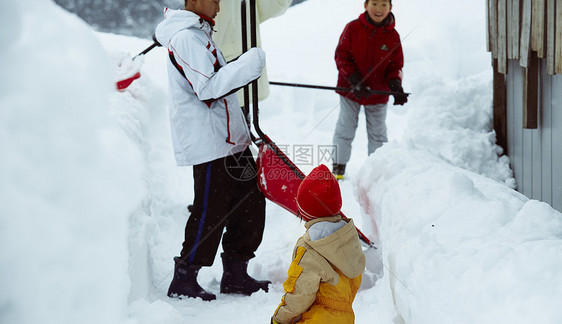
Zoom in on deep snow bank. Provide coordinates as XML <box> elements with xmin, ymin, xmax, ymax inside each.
<box><xmin>357</xmin><ymin>144</ymin><xmax>562</xmax><ymax>324</ymax></box>
<box><xmin>403</xmin><ymin>72</ymin><xmax>515</xmax><ymax>188</ymax></box>
<box><xmin>0</xmin><ymin>1</ymin><xmax>143</xmax><ymax>323</ymax></box>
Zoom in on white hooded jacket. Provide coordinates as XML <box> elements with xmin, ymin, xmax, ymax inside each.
<box><xmin>155</xmin><ymin>9</ymin><xmax>265</xmax><ymax>166</ymax></box>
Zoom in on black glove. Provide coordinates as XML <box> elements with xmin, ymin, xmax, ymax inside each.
<box><xmin>388</xmin><ymin>78</ymin><xmax>408</xmax><ymax>105</ymax></box>
<box><xmin>348</xmin><ymin>73</ymin><xmax>370</xmax><ymax>99</ymax></box>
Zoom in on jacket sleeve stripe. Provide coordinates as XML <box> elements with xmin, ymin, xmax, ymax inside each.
<box><xmin>170</xmin><ymin>44</ymin><xmax>211</xmax><ymax>80</ymax></box>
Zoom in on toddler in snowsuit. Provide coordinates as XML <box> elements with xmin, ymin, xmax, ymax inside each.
<box><xmin>332</xmin><ymin>0</ymin><xmax>407</xmax><ymax>180</ymax></box>
<box><xmin>272</xmin><ymin>164</ymin><xmax>366</xmax><ymax>324</ymax></box>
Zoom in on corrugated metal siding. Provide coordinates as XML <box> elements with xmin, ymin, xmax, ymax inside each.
<box><xmin>506</xmin><ymin>59</ymin><xmax>562</xmax><ymax>212</ymax></box>
<box><xmin>507</xmin><ymin>60</ymin><xmax>523</xmax><ymax>191</ymax></box>
<box><xmin>542</xmin><ymin>63</ymin><xmax>554</xmax><ymax>205</ymax></box>
<box><xmin>552</xmin><ymin>73</ymin><xmax>562</xmax><ymax>211</ymax></box>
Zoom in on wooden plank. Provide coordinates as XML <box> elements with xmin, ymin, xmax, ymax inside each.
<box><xmin>511</xmin><ymin>0</ymin><xmax>521</xmax><ymax>60</ymax></box>
<box><xmin>520</xmin><ymin>0</ymin><xmax>533</xmax><ymax>67</ymax></box>
<box><xmin>487</xmin><ymin>0</ymin><xmax>492</xmax><ymax>52</ymax></box>
<box><xmin>499</xmin><ymin>0</ymin><xmax>509</xmax><ymax>73</ymax></box>
<box><xmin>531</xmin><ymin>0</ymin><xmax>546</xmax><ymax>57</ymax></box>
<box><xmin>493</xmin><ymin>59</ymin><xmax>509</xmax><ymax>154</ymax></box>
<box><xmin>491</xmin><ymin>0</ymin><xmax>499</xmax><ymax>58</ymax></box>
<box><xmin>508</xmin><ymin>0</ymin><xmax>514</xmax><ymax>58</ymax></box>
<box><xmin>556</xmin><ymin>0</ymin><xmax>562</xmax><ymax>74</ymax></box>
<box><xmin>547</xmin><ymin>0</ymin><xmax>556</xmax><ymax>74</ymax></box>
<box><xmin>523</xmin><ymin>51</ymin><xmax>539</xmax><ymax>128</ymax></box>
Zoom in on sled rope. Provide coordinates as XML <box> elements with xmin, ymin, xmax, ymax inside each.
<box><xmin>364</xmin><ymin>246</ymin><xmax>415</xmax><ymax>297</ymax></box>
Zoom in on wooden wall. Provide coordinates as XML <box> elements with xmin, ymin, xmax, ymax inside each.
<box><xmin>488</xmin><ymin>0</ymin><xmax>562</xmax><ymax>212</ymax></box>
<box><xmin>488</xmin><ymin>0</ymin><xmax>562</xmax><ymax>74</ymax></box>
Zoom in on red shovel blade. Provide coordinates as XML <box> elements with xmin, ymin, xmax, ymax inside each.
<box><xmin>255</xmin><ymin>142</ymin><xmax>376</xmax><ymax>248</ymax></box>
<box><xmin>116</xmin><ymin>72</ymin><xmax>141</xmax><ymax>91</ymax></box>
<box><xmin>256</xmin><ymin>142</ymin><xmax>302</xmax><ymax>215</ymax></box>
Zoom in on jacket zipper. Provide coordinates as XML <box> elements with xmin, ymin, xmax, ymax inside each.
<box><xmin>224</xmin><ymin>99</ymin><xmax>235</xmax><ymax>145</ymax></box>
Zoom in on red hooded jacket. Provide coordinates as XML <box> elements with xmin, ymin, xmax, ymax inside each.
<box><xmin>335</xmin><ymin>12</ymin><xmax>404</xmax><ymax>105</ymax></box>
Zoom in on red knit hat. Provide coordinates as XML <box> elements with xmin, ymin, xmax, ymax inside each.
<box><xmin>296</xmin><ymin>164</ymin><xmax>342</xmax><ymax>218</ymax></box>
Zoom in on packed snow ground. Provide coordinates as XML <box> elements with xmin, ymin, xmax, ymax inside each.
<box><xmin>2</xmin><ymin>0</ymin><xmax>562</xmax><ymax>323</ymax></box>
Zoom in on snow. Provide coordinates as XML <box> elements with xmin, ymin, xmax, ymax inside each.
<box><xmin>1</xmin><ymin>1</ymin><xmax>143</xmax><ymax>323</ymax></box>
<box><xmin>1</xmin><ymin>0</ymin><xmax>561</xmax><ymax>323</ymax></box>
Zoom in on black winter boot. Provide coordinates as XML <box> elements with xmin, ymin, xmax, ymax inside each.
<box><xmin>220</xmin><ymin>254</ymin><xmax>271</xmax><ymax>296</ymax></box>
<box><xmin>332</xmin><ymin>163</ymin><xmax>346</xmax><ymax>180</ymax></box>
<box><xmin>167</xmin><ymin>257</ymin><xmax>216</xmax><ymax>301</ymax></box>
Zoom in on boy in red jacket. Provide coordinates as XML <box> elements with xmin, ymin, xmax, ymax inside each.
<box><xmin>332</xmin><ymin>0</ymin><xmax>407</xmax><ymax>180</ymax></box>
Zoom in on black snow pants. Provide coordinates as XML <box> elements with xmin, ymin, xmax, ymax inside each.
<box><xmin>180</xmin><ymin>148</ymin><xmax>266</xmax><ymax>266</ymax></box>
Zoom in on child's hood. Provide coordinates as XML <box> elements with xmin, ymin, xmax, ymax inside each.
<box><xmin>303</xmin><ymin>216</ymin><xmax>366</xmax><ymax>278</ymax></box>
<box><xmin>155</xmin><ymin>8</ymin><xmax>211</xmax><ymax>47</ymax></box>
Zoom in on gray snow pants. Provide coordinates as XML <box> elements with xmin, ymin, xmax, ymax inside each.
<box><xmin>332</xmin><ymin>96</ymin><xmax>388</xmax><ymax>165</ymax></box>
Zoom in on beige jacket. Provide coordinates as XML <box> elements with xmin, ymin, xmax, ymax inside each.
<box><xmin>213</xmin><ymin>0</ymin><xmax>291</xmax><ymax>103</ymax></box>
<box><xmin>273</xmin><ymin>216</ymin><xmax>366</xmax><ymax>324</ymax></box>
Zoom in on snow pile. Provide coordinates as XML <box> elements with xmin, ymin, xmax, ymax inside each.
<box><xmin>356</xmin><ymin>145</ymin><xmax>562</xmax><ymax>323</ymax></box>
<box><xmin>0</xmin><ymin>1</ymin><xmax>143</xmax><ymax>323</ymax></box>
<box><xmin>391</xmin><ymin>0</ymin><xmax>514</xmax><ymax>187</ymax></box>
<box><xmin>404</xmin><ymin>73</ymin><xmax>515</xmax><ymax>187</ymax></box>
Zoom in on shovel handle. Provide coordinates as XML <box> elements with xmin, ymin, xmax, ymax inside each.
<box><xmin>270</xmin><ymin>81</ymin><xmax>410</xmax><ymax>97</ymax></box>
<box><xmin>133</xmin><ymin>41</ymin><xmax>160</xmax><ymax>60</ymax></box>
